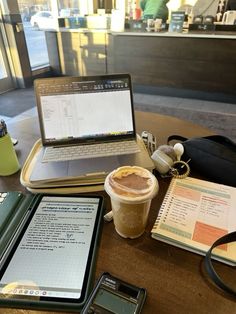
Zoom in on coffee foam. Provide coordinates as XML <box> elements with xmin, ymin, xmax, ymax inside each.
<box><xmin>105</xmin><ymin>166</ymin><xmax>158</xmax><ymax>201</ymax></box>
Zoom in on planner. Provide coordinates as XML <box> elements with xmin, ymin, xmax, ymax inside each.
<box><xmin>151</xmin><ymin>177</ymin><xmax>236</xmax><ymax>265</ymax></box>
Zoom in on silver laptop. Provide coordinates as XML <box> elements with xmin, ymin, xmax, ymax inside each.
<box><xmin>35</xmin><ymin>74</ymin><xmax>140</xmax><ymax>163</ymax></box>
<box><xmin>30</xmin><ymin>74</ymin><xmax>154</xmax><ymax>183</ymax></box>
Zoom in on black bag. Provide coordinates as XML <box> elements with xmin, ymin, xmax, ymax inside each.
<box><xmin>168</xmin><ymin>135</ymin><xmax>236</xmax><ymax>187</ymax></box>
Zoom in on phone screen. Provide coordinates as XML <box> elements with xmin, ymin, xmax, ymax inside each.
<box><xmin>0</xmin><ymin>195</ymin><xmax>103</xmax><ymax>303</ymax></box>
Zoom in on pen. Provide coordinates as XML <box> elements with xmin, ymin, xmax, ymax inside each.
<box><xmin>103</xmin><ymin>210</ymin><xmax>113</xmax><ymax>222</ymax></box>
<box><xmin>0</xmin><ymin>120</ymin><xmax>7</xmax><ymax>138</ymax></box>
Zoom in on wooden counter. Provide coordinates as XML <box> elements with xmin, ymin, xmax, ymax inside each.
<box><xmin>45</xmin><ymin>30</ymin><xmax>107</xmax><ymax>76</ymax></box>
<box><xmin>46</xmin><ymin>29</ymin><xmax>236</xmax><ymax>97</ymax></box>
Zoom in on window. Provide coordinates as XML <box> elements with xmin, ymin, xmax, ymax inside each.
<box><xmin>18</xmin><ymin>0</ymin><xmax>53</xmax><ymax>69</ymax></box>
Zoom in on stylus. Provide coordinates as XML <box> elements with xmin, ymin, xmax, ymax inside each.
<box><xmin>11</xmin><ymin>137</ymin><xmax>18</xmax><ymax>145</ymax></box>
<box><xmin>103</xmin><ymin>210</ymin><xmax>113</xmax><ymax>222</ymax></box>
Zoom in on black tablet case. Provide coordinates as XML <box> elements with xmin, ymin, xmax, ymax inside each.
<box><xmin>0</xmin><ymin>192</ymin><xmax>104</xmax><ymax>312</ymax></box>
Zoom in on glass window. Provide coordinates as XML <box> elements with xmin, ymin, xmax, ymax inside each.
<box><xmin>0</xmin><ymin>50</ymin><xmax>7</xmax><ymax>79</ymax></box>
<box><xmin>0</xmin><ymin>8</ymin><xmax>14</xmax><ymax>93</ymax></box>
<box><xmin>17</xmin><ymin>0</ymin><xmax>54</xmax><ymax>69</ymax></box>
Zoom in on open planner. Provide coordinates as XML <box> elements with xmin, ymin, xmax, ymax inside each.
<box><xmin>151</xmin><ymin>177</ymin><xmax>236</xmax><ymax>265</ymax></box>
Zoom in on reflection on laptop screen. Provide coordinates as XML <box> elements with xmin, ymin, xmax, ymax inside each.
<box><xmin>35</xmin><ymin>75</ymin><xmax>135</xmax><ymax>146</ymax></box>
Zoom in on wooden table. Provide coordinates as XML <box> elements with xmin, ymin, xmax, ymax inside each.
<box><xmin>0</xmin><ymin>111</ymin><xmax>235</xmax><ymax>314</ymax></box>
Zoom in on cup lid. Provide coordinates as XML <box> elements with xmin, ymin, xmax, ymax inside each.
<box><xmin>104</xmin><ymin>166</ymin><xmax>158</xmax><ymax>203</ymax></box>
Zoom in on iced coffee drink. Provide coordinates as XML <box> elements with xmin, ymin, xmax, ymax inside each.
<box><xmin>104</xmin><ymin>166</ymin><xmax>158</xmax><ymax>239</ymax></box>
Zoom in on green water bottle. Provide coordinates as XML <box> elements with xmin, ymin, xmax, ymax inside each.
<box><xmin>0</xmin><ymin>120</ymin><xmax>20</xmax><ymax>176</ymax></box>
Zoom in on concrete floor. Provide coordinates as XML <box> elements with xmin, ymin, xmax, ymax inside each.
<box><xmin>1</xmin><ymin>88</ymin><xmax>236</xmax><ymax>140</ymax></box>
<box><xmin>134</xmin><ymin>93</ymin><xmax>236</xmax><ymax>140</ymax></box>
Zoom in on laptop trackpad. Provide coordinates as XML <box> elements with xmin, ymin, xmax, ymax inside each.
<box><xmin>68</xmin><ymin>156</ymin><xmax>120</xmax><ymax>177</ymax></box>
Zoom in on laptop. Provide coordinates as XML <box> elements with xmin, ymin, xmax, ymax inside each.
<box><xmin>35</xmin><ymin>74</ymin><xmax>140</xmax><ymax>163</ymax></box>
<box><xmin>30</xmin><ymin>74</ymin><xmax>154</xmax><ymax>183</ymax></box>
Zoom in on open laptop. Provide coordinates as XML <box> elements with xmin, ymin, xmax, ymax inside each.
<box><xmin>35</xmin><ymin>74</ymin><xmax>140</xmax><ymax>163</ymax></box>
<box><xmin>30</xmin><ymin>74</ymin><xmax>154</xmax><ymax>183</ymax></box>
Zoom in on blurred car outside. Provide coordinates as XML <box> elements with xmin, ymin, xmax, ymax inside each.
<box><xmin>59</xmin><ymin>8</ymin><xmax>80</xmax><ymax>17</ymax></box>
<box><xmin>30</xmin><ymin>11</ymin><xmax>57</xmax><ymax>30</ymax></box>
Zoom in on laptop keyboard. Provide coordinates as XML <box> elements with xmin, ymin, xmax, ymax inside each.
<box><xmin>42</xmin><ymin>140</ymin><xmax>141</xmax><ymax>163</ymax></box>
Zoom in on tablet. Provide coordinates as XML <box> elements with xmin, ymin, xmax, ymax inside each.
<box><xmin>0</xmin><ymin>194</ymin><xmax>104</xmax><ymax>311</ymax></box>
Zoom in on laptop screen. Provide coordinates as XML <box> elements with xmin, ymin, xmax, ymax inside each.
<box><xmin>34</xmin><ymin>74</ymin><xmax>136</xmax><ymax>146</ymax></box>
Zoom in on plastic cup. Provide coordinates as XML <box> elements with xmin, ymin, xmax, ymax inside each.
<box><xmin>0</xmin><ymin>134</ymin><xmax>20</xmax><ymax>176</ymax></box>
<box><xmin>154</xmin><ymin>19</ymin><xmax>162</xmax><ymax>32</ymax></box>
<box><xmin>147</xmin><ymin>19</ymin><xmax>155</xmax><ymax>31</ymax></box>
<box><xmin>104</xmin><ymin>166</ymin><xmax>159</xmax><ymax>239</ymax></box>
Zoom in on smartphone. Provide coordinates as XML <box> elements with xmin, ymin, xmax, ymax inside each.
<box><xmin>81</xmin><ymin>272</ymin><xmax>146</xmax><ymax>314</ymax></box>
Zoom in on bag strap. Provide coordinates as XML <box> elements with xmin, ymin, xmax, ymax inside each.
<box><xmin>204</xmin><ymin>231</ymin><xmax>236</xmax><ymax>297</ymax></box>
<box><xmin>167</xmin><ymin>135</ymin><xmax>188</xmax><ymax>144</ymax></box>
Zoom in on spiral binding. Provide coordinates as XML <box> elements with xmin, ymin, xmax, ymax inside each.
<box><xmin>152</xmin><ymin>179</ymin><xmax>175</xmax><ymax>231</ymax></box>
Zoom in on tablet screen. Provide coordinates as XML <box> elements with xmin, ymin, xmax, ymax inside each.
<box><xmin>0</xmin><ymin>195</ymin><xmax>103</xmax><ymax>303</ymax></box>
